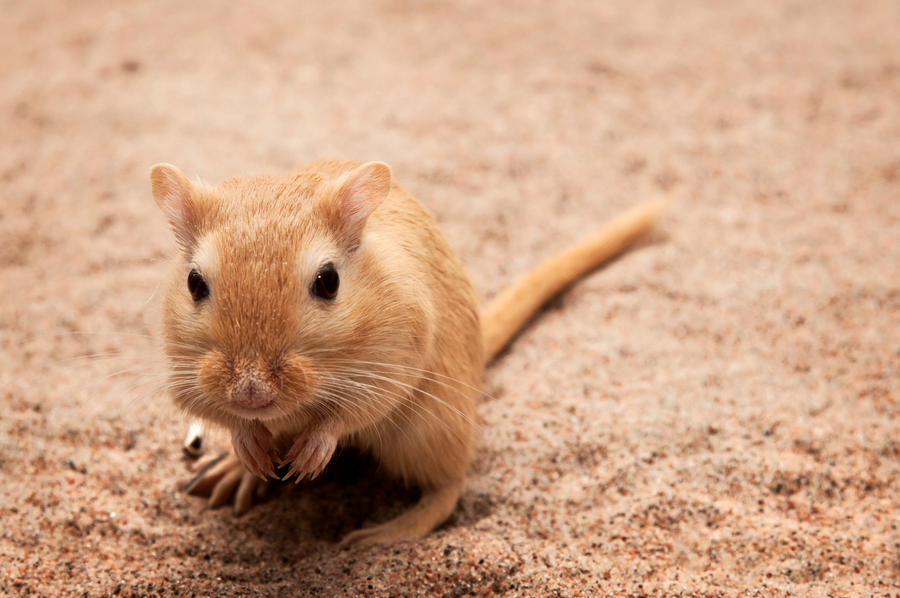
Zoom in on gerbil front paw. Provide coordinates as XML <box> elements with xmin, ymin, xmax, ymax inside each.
<box><xmin>231</xmin><ymin>422</ymin><xmax>278</xmax><ymax>480</ymax></box>
<box><xmin>184</xmin><ymin>451</ymin><xmax>270</xmax><ymax>515</ymax></box>
<box><xmin>281</xmin><ymin>430</ymin><xmax>337</xmax><ymax>483</ymax></box>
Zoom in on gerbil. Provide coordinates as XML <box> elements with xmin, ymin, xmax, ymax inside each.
<box><xmin>150</xmin><ymin>159</ymin><xmax>663</xmax><ymax>546</ymax></box>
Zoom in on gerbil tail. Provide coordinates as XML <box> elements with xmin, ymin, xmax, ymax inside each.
<box><xmin>481</xmin><ymin>200</ymin><xmax>666</xmax><ymax>362</ymax></box>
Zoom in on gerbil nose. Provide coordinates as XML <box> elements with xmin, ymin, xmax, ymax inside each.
<box><xmin>231</xmin><ymin>376</ymin><xmax>274</xmax><ymax>409</ymax></box>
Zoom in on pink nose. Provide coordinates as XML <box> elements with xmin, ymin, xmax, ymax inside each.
<box><xmin>231</xmin><ymin>377</ymin><xmax>273</xmax><ymax>409</ymax></box>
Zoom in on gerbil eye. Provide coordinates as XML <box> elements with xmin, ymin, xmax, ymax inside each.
<box><xmin>187</xmin><ymin>269</ymin><xmax>209</xmax><ymax>303</ymax></box>
<box><xmin>311</xmin><ymin>263</ymin><xmax>339</xmax><ymax>300</ymax></box>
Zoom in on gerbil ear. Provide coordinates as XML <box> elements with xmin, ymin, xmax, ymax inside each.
<box><xmin>336</xmin><ymin>161</ymin><xmax>391</xmax><ymax>251</ymax></box>
<box><xmin>150</xmin><ymin>163</ymin><xmax>197</xmax><ymax>249</ymax></box>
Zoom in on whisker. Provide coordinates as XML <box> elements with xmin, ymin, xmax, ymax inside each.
<box><xmin>316</xmin><ymin>374</ymin><xmax>472</xmax><ymax>445</ymax></box>
<box><xmin>326</xmin><ymin>366</ymin><xmax>477</xmax><ymax>428</ymax></box>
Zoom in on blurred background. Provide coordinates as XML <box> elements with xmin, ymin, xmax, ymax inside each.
<box><xmin>2</xmin><ymin>1</ymin><xmax>899</xmax><ymax>595</ymax></box>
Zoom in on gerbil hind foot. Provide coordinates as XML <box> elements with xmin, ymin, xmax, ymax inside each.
<box><xmin>184</xmin><ymin>451</ymin><xmax>270</xmax><ymax>515</ymax></box>
<box><xmin>339</xmin><ymin>480</ymin><xmax>464</xmax><ymax>547</ymax></box>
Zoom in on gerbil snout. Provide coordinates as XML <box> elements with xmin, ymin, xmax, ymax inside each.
<box><xmin>230</xmin><ymin>374</ymin><xmax>274</xmax><ymax>409</ymax></box>
<box><xmin>197</xmin><ymin>349</ymin><xmax>315</xmax><ymax>419</ymax></box>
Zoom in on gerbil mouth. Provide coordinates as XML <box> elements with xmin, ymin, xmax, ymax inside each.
<box><xmin>227</xmin><ymin>403</ymin><xmax>281</xmax><ymax>421</ymax></box>
<box><xmin>196</xmin><ymin>349</ymin><xmax>314</xmax><ymax>423</ymax></box>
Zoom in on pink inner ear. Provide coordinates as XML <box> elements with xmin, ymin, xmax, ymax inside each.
<box><xmin>338</xmin><ymin>162</ymin><xmax>391</xmax><ymax>250</ymax></box>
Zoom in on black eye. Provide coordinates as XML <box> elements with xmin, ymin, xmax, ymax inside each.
<box><xmin>187</xmin><ymin>269</ymin><xmax>209</xmax><ymax>303</ymax></box>
<box><xmin>311</xmin><ymin>263</ymin><xmax>339</xmax><ymax>300</ymax></box>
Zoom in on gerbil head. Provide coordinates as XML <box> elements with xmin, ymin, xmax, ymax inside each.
<box><xmin>150</xmin><ymin>161</ymin><xmax>424</xmax><ymax>430</ymax></box>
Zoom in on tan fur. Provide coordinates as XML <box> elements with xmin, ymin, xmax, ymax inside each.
<box><xmin>151</xmin><ymin>159</ymin><xmax>661</xmax><ymax>545</ymax></box>
<box><xmin>482</xmin><ymin>200</ymin><xmax>666</xmax><ymax>361</ymax></box>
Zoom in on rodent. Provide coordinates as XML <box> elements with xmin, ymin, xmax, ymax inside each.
<box><xmin>150</xmin><ymin>159</ymin><xmax>664</xmax><ymax>546</ymax></box>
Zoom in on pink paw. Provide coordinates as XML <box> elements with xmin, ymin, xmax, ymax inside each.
<box><xmin>231</xmin><ymin>422</ymin><xmax>277</xmax><ymax>480</ymax></box>
<box><xmin>280</xmin><ymin>431</ymin><xmax>337</xmax><ymax>483</ymax></box>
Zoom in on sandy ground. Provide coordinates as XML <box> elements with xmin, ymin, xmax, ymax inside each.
<box><xmin>2</xmin><ymin>1</ymin><xmax>899</xmax><ymax>596</ymax></box>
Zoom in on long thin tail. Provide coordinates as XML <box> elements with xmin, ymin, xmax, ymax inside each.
<box><xmin>481</xmin><ymin>200</ymin><xmax>666</xmax><ymax>362</ymax></box>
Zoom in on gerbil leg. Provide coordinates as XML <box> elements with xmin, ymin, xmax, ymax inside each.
<box><xmin>281</xmin><ymin>425</ymin><xmax>339</xmax><ymax>483</ymax></box>
<box><xmin>231</xmin><ymin>420</ymin><xmax>278</xmax><ymax>479</ymax></box>
<box><xmin>184</xmin><ymin>451</ymin><xmax>270</xmax><ymax>515</ymax></box>
<box><xmin>339</xmin><ymin>479</ymin><xmax>464</xmax><ymax>547</ymax></box>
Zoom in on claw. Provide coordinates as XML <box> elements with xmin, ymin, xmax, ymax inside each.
<box><xmin>209</xmin><ymin>467</ymin><xmax>243</xmax><ymax>508</ymax></box>
<box><xmin>183</xmin><ymin>451</ymin><xmax>228</xmax><ymax>494</ymax></box>
<box><xmin>235</xmin><ymin>471</ymin><xmax>267</xmax><ymax>515</ymax></box>
<box><xmin>282</xmin><ymin>462</ymin><xmax>302</xmax><ymax>484</ymax></box>
<box><xmin>184</xmin><ymin>450</ymin><xmax>270</xmax><ymax>515</ymax></box>
<box><xmin>281</xmin><ymin>430</ymin><xmax>337</xmax><ymax>484</ymax></box>
<box><xmin>231</xmin><ymin>422</ymin><xmax>278</xmax><ymax>480</ymax></box>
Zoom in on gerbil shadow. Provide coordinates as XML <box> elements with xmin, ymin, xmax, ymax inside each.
<box><xmin>217</xmin><ymin>448</ymin><xmax>418</xmax><ymax>549</ymax></box>
<box><xmin>187</xmin><ymin>446</ymin><xmax>496</xmax><ymax>559</ymax></box>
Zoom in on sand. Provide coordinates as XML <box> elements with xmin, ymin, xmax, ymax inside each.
<box><xmin>1</xmin><ymin>1</ymin><xmax>899</xmax><ymax>596</ymax></box>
